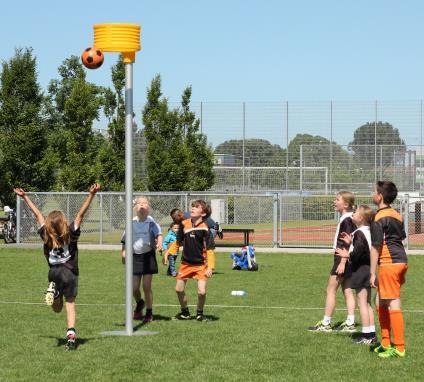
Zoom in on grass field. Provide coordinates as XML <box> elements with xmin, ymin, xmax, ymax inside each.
<box><xmin>1</xmin><ymin>246</ymin><xmax>423</xmax><ymax>381</ymax></box>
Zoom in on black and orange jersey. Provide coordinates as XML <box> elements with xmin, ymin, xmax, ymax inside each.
<box><xmin>371</xmin><ymin>207</ymin><xmax>407</xmax><ymax>265</ymax></box>
<box><xmin>168</xmin><ymin>218</ymin><xmax>215</xmax><ymax>268</ymax></box>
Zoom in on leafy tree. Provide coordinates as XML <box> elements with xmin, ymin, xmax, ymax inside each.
<box><xmin>214</xmin><ymin>139</ymin><xmax>285</xmax><ymax>166</ymax></box>
<box><xmin>179</xmin><ymin>87</ymin><xmax>214</xmax><ymax>190</ymax></box>
<box><xmin>96</xmin><ymin>58</ymin><xmax>127</xmax><ymax>191</ymax></box>
<box><xmin>46</xmin><ymin>56</ymin><xmax>103</xmax><ymax>191</ymax></box>
<box><xmin>287</xmin><ymin>134</ymin><xmax>349</xmax><ymax>168</ymax></box>
<box><xmin>142</xmin><ymin>75</ymin><xmax>189</xmax><ymax>191</ymax></box>
<box><xmin>349</xmin><ymin>121</ymin><xmax>406</xmax><ymax>169</ymax></box>
<box><xmin>0</xmin><ymin>48</ymin><xmax>55</xmax><ymax>206</ymax></box>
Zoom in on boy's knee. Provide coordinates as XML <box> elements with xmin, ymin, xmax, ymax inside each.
<box><xmin>198</xmin><ymin>291</ymin><xmax>206</xmax><ymax>298</ymax></box>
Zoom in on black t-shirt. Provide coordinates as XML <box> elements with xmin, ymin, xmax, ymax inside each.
<box><xmin>349</xmin><ymin>229</ymin><xmax>371</xmax><ymax>272</ymax></box>
<box><xmin>38</xmin><ymin>222</ymin><xmax>81</xmax><ymax>275</ymax></box>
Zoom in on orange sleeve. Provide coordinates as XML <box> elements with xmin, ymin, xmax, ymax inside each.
<box><xmin>206</xmin><ymin>249</ymin><xmax>215</xmax><ymax>269</ymax></box>
<box><xmin>168</xmin><ymin>240</ymin><xmax>180</xmax><ymax>255</ymax></box>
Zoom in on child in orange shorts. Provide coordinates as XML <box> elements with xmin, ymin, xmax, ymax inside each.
<box><xmin>166</xmin><ymin>200</ymin><xmax>215</xmax><ymax>321</ymax></box>
<box><xmin>370</xmin><ymin>181</ymin><xmax>408</xmax><ymax>358</ymax></box>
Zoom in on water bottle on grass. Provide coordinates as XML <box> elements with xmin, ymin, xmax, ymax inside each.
<box><xmin>231</xmin><ymin>290</ymin><xmax>247</xmax><ymax>296</ymax></box>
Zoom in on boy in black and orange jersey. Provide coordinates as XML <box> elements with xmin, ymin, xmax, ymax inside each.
<box><xmin>166</xmin><ymin>200</ymin><xmax>215</xmax><ymax>321</ymax></box>
<box><xmin>370</xmin><ymin>181</ymin><xmax>408</xmax><ymax>358</ymax></box>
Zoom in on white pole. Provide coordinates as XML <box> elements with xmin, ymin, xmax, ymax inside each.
<box><xmin>125</xmin><ymin>63</ymin><xmax>134</xmax><ymax>336</ymax></box>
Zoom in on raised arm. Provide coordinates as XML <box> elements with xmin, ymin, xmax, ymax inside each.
<box><xmin>14</xmin><ymin>188</ymin><xmax>45</xmax><ymax>226</ymax></box>
<box><xmin>74</xmin><ymin>183</ymin><xmax>100</xmax><ymax>228</ymax></box>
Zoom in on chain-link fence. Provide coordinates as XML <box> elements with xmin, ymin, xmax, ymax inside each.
<box><xmin>17</xmin><ymin>192</ymin><xmax>424</xmax><ymax>249</ymax></box>
<box><xmin>130</xmin><ymin>100</ymin><xmax>424</xmax><ymax>193</ymax></box>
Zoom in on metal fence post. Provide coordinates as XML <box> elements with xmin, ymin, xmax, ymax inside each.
<box><xmin>16</xmin><ymin>195</ymin><xmax>21</xmax><ymax>243</ymax></box>
<box><xmin>99</xmin><ymin>193</ymin><xmax>103</xmax><ymax>245</ymax></box>
<box><xmin>404</xmin><ymin>194</ymin><xmax>409</xmax><ymax>250</ymax></box>
<box><xmin>273</xmin><ymin>193</ymin><xmax>278</xmax><ymax>248</ymax></box>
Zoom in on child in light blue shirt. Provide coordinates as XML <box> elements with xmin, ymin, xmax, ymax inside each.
<box><xmin>162</xmin><ymin>222</ymin><xmax>180</xmax><ymax>277</ymax></box>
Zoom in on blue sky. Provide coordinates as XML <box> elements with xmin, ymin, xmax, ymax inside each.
<box><xmin>1</xmin><ymin>0</ymin><xmax>424</xmax><ymax>146</ymax></box>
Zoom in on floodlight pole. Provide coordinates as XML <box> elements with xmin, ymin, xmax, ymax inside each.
<box><xmin>124</xmin><ymin>62</ymin><xmax>134</xmax><ymax>336</ymax></box>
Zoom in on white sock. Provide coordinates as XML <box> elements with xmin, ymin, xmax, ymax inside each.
<box><xmin>323</xmin><ymin>316</ymin><xmax>332</xmax><ymax>325</ymax></box>
<box><xmin>369</xmin><ymin>325</ymin><xmax>376</xmax><ymax>333</ymax></box>
<box><xmin>346</xmin><ymin>315</ymin><xmax>355</xmax><ymax>325</ymax></box>
<box><xmin>362</xmin><ymin>326</ymin><xmax>371</xmax><ymax>333</ymax></box>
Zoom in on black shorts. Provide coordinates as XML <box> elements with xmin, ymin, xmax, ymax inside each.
<box><xmin>133</xmin><ymin>250</ymin><xmax>158</xmax><ymax>275</ymax></box>
<box><xmin>330</xmin><ymin>255</ymin><xmax>352</xmax><ymax>276</ymax></box>
<box><xmin>346</xmin><ymin>265</ymin><xmax>371</xmax><ymax>289</ymax></box>
<box><xmin>48</xmin><ymin>265</ymin><xmax>78</xmax><ymax>298</ymax></box>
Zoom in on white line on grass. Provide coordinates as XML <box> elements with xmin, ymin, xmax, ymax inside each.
<box><xmin>1</xmin><ymin>300</ymin><xmax>424</xmax><ymax>313</ymax></box>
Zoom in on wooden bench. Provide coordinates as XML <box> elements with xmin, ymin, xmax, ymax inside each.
<box><xmin>215</xmin><ymin>228</ymin><xmax>254</xmax><ymax>247</ymax></box>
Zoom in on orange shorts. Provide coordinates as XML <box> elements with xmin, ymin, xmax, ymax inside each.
<box><xmin>378</xmin><ymin>263</ymin><xmax>408</xmax><ymax>299</ymax></box>
<box><xmin>176</xmin><ymin>263</ymin><xmax>209</xmax><ymax>281</ymax></box>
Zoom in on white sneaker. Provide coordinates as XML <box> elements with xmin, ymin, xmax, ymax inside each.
<box><xmin>45</xmin><ymin>282</ymin><xmax>57</xmax><ymax>306</ymax></box>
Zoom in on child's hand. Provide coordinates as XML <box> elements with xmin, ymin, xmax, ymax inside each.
<box><xmin>89</xmin><ymin>183</ymin><xmax>101</xmax><ymax>195</ymax></box>
<box><xmin>162</xmin><ymin>252</ymin><xmax>168</xmax><ymax>265</ymax></box>
<box><xmin>335</xmin><ymin>247</ymin><xmax>349</xmax><ymax>258</ymax></box>
<box><xmin>370</xmin><ymin>274</ymin><xmax>377</xmax><ymax>288</ymax></box>
<box><xmin>335</xmin><ymin>262</ymin><xmax>345</xmax><ymax>275</ymax></box>
<box><xmin>340</xmin><ymin>232</ymin><xmax>352</xmax><ymax>245</ymax></box>
<box><xmin>205</xmin><ymin>268</ymin><xmax>213</xmax><ymax>278</ymax></box>
<box><xmin>13</xmin><ymin>188</ymin><xmax>26</xmax><ymax>197</ymax></box>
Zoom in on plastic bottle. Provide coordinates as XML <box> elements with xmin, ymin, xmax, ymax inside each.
<box><xmin>231</xmin><ymin>290</ymin><xmax>247</xmax><ymax>296</ymax></box>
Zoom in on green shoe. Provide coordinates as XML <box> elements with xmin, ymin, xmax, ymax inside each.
<box><xmin>372</xmin><ymin>344</ymin><xmax>391</xmax><ymax>353</ymax></box>
<box><xmin>378</xmin><ymin>347</ymin><xmax>405</xmax><ymax>358</ymax></box>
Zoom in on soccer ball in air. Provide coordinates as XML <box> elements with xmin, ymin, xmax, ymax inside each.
<box><xmin>81</xmin><ymin>47</ymin><xmax>104</xmax><ymax>69</ymax></box>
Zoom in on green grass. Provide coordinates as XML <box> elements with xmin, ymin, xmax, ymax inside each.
<box><xmin>0</xmin><ymin>247</ymin><xmax>423</xmax><ymax>381</ymax></box>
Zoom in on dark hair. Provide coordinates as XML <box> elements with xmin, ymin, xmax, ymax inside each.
<box><xmin>376</xmin><ymin>181</ymin><xmax>398</xmax><ymax>204</ymax></box>
<box><xmin>170</xmin><ymin>208</ymin><xmax>184</xmax><ymax>223</ymax></box>
<box><xmin>191</xmin><ymin>199</ymin><xmax>211</xmax><ymax>219</ymax></box>
<box><xmin>169</xmin><ymin>222</ymin><xmax>179</xmax><ymax>229</ymax></box>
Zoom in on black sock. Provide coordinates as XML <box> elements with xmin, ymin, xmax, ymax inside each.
<box><xmin>146</xmin><ymin>308</ymin><xmax>152</xmax><ymax>316</ymax></box>
<box><xmin>135</xmin><ymin>299</ymin><xmax>145</xmax><ymax>312</ymax></box>
<box><xmin>182</xmin><ymin>307</ymin><xmax>190</xmax><ymax>315</ymax></box>
<box><xmin>367</xmin><ymin>332</ymin><xmax>376</xmax><ymax>338</ymax></box>
<box><xmin>197</xmin><ymin>310</ymin><xmax>203</xmax><ymax>316</ymax></box>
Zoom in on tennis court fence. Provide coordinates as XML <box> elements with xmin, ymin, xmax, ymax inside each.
<box><xmin>15</xmin><ymin>192</ymin><xmax>424</xmax><ymax>249</ymax></box>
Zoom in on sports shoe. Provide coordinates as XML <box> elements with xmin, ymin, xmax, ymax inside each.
<box><xmin>196</xmin><ymin>313</ymin><xmax>204</xmax><ymax>321</ymax></box>
<box><xmin>378</xmin><ymin>347</ymin><xmax>406</xmax><ymax>359</ymax></box>
<box><xmin>65</xmin><ymin>333</ymin><xmax>76</xmax><ymax>351</ymax></box>
<box><xmin>173</xmin><ymin>311</ymin><xmax>191</xmax><ymax>320</ymax></box>
<box><xmin>373</xmin><ymin>343</ymin><xmax>392</xmax><ymax>354</ymax></box>
<box><xmin>353</xmin><ymin>335</ymin><xmax>378</xmax><ymax>345</ymax></box>
<box><xmin>308</xmin><ymin>320</ymin><xmax>332</xmax><ymax>332</ymax></box>
<box><xmin>133</xmin><ymin>299</ymin><xmax>145</xmax><ymax>320</ymax></box>
<box><xmin>143</xmin><ymin>314</ymin><xmax>153</xmax><ymax>323</ymax></box>
<box><xmin>332</xmin><ymin>320</ymin><xmax>356</xmax><ymax>333</ymax></box>
<box><xmin>45</xmin><ymin>282</ymin><xmax>57</xmax><ymax>306</ymax></box>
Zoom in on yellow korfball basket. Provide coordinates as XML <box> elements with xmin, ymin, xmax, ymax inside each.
<box><xmin>93</xmin><ymin>23</ymin><xmax>141</xmax><ymax>63</ymax></box>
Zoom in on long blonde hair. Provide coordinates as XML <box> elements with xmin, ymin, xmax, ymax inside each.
<box><xmin>337</xmin><ymin>191</ymin><xmax>355</xmax><ymax>211</ymax></box>
<box><xmin>43</xmin><ymin>210</ymin><xmax>70</xmax><ymax>249</ymax></box>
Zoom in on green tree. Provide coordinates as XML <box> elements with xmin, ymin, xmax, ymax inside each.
<box><xmin>142</xmin><ymin>75</ymin><xmax>189</xmax><ymax>191</ymax></box>
<box><xmin>214</xmin><ymin>139</ymin><xmax>285</xmax><ymax>166</ymax></box>
<box><xmin>142</xmin><ymin>75</ymin><xmax>214</xmax><ymax>191</ymax></box>
<box><xmin>349</xmin><ymin>121</ymin><xmax>406</xmax><ymax>169</ymax></box>
<box><xmin>0</xmin><ymin>48</ymin><xmax>55</xmax><ymax>206</ymax></box>
<box><xmin>46</xmin><ymin>56</ymin><xmax>103</xmax><ymax>191</ymax></box>
<box><xmin>96</xmin><ymin>58</ymin><xmax>128</xmax><ymax>191</ymax></box>
<box><xmin>179</xmin><ymin>87</ymin><xmax>214</xmax><ymax>190</ymax></box>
